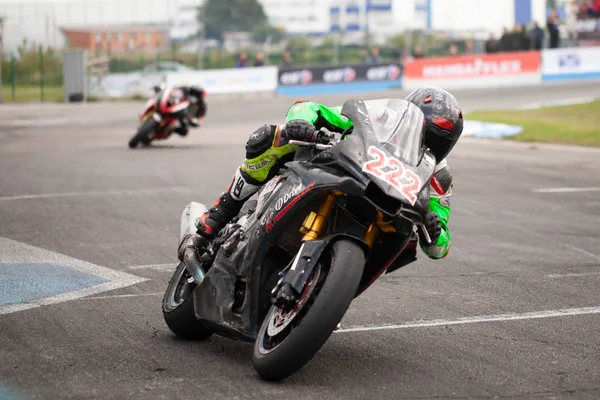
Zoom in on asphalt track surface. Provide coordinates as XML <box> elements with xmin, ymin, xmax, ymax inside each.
<box><xmin>1</xmin><ymin>81</ymin><xmax>600</xmax><ymax>399</ymax></box>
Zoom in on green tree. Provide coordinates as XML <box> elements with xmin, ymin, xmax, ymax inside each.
<box><xmin>251</xmin><ymin>24</ymin><xmax>285</xmax><ymax>44</ymax></box>
<box><xmin>199</xmin><ymin>0</ymin><xmax>268</xmax><ymax>40</ymax></box>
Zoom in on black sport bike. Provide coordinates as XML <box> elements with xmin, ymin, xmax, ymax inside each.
<box><xmin>162</xmin><ymin>98</ymin><xmax>437</xmax><ymax>380</ymax></box>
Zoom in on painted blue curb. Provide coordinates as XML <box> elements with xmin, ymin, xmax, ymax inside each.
<box><xmin>463</xmin><ymin>120</ymin><xmax>523</xmax><ymax>139</ymax></box>
<box><xmin>542</xmin><ymin>72</ymin><xmax>600</xmax><ymax>82</ymax></box>
<box><xmin>276</xmin><ymin>80</ymin><xmax>402</xmax><ymax>96</ymax></box>
<box><xmin>0</xmin><ymin>263</ymin><xmax>108</xmax><ymax>306</ymax></box>
<box><xmin>0</xmin><ymin>386</ymin><xmax>26</xmax><ymax>400</ymax></box>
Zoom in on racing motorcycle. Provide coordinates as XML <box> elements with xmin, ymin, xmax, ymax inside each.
<box><xmin>128</xmin><ymin>84</ymin><xmax>206</xmax><ymax>148</ymax></box>
<box><xmin>162</xmin><ymin>98</ymin><xmax>437</xmax><ymax>380</ymax></box>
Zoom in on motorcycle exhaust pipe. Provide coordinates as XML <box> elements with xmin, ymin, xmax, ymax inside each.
<box><xmin>178</xmin><ymin>234</ymin><xmax>206</xmax><ymax>285</ymax></box>
<box><xmin>183</xmin><ymin>247</ymin><xmax>205</xmax><ymax>285</ymax></box>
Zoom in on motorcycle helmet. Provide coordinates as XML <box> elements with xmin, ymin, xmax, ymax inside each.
<box><xmin>405</xmin><ymin>87</ymin><xmax>463</xmax><ymax>162</ymax></box>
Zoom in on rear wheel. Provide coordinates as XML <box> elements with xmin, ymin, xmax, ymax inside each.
<box><xmin>162</xmin><ymin>261</ymin><xmax>213</xmax><ymax>340</ymax></box>
<box><xmin>252</xmin><ymin>240</ymin><xmax>364</xmax><ymax>380</ymax></box>
<box><xmin>128</xmin><ymin>117</ymin><xmax>158</xmax><ymax>149</ymax></box>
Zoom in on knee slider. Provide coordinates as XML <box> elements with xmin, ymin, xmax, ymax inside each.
<box><xmin>246</xmin><ymin>124</ymin><xmax>276</xmax><ymax>159</ymax></box>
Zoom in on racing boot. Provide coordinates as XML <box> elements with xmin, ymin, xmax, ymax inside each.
<box><xmin>196</xmin><ymin>169</ymin><xmax>261</xmax><ymax>239</ymax></box>
<box><xmin>174</xmin><ymin>123</ymin><xmax>189</xmax><ymax>136</ymax></box>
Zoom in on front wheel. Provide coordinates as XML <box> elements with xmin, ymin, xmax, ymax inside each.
<box><xmin>128</xmin><ymin>117</ymin><xmax>158</xmax><ymax>149</ymax></box>
<box><xmin>252</xmin><ymin>240</ymin><xmax>365</xmax><ymax>381</ymax></box>
<box><xmin>162</xmin><ymin>261</ymin><xmax>213</xmax><ymax>340</ymax></box>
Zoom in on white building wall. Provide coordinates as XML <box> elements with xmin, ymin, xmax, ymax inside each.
<box><xmin>531</xmin><ymin>0</ymin><xmax>548</xmax><ymax>25</ymax></box>
<box><xmin>0</xmin><ymin>0</ymin><xmax>185</xmax><ymax>51</ymax></box>
<box><xmin>431</xmin><ymin>0</ymin><xmax>515</xmax><ymax>36</ymax></box>
<box><xmin>260</xmin><ymin>0</ymin><xmax>332</xmax><ymax>35</ymax></box>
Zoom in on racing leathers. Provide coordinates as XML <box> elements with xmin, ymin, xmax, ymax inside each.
<box><xmin>159</xmin><ymin>85</ymin><xmax>206</xmax><ymax>136</ymax></box>
<box><xmin>195</xmin><ymin>101</ymin><xmax>453</xmax><ymax>261</ymax></box>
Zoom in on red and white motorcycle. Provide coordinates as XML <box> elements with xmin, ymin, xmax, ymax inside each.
<box><xmin>128</xmin><ymin>84</ymin><xmax>206</xmax><ymax>148</ymax></box>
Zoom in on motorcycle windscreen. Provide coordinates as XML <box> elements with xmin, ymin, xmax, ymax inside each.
<box><xmin>338</xmin><ymin>98</ymin><xmax>435</xmax><ymax>209</ymax></box>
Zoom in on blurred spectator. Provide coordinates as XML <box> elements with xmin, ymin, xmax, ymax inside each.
<box><xmin>412</xmin><ymin>45</ymin><xmax>424</xmax><ymax>58</ymax></box>
<box><xmin>235</xmin><ymin>52</ymin><xmax>249</xmax><ymax>68</ymax></box>
<box><xmin>499</xmin><ymin>28</ymin><xmax>510</xmax><ymax>51</ymax></box>
<box><xmin>578</xmin><ymin>0</ymin><xmax>600</xmax><ymax>16</ymax></box>
<box><xmin>531</xmin><ymin>21</ymin><xmax>545</xmax><ymax>50</ymax></box>
<box><xmin>365</xmin><ymin>47</ymin><xmax>381</xmax><ymax>63</ymax></box>
<box><xmin>464</xmin><ymin>40</ymin><xmax>474</xmax><ymax>55</ymax></box>
<box><xmin>280</xmin><ymin>51</ymin><xmax>293</xmax><ymax>68</ymax></box>
<box><xmin>449</xmin><ymin>43</ymin><xmax>458</xmax><ymax>56</ymax></box>
<box><xmin>485</xmin><ymin>34</ymin><xmax>499</xmax><ymax>53</ymax></box>
<box><xmin>254</xmin><ymin>52</ymin><xmax>266</xmax><ymax>67</ymax></box>
<box><xmin>517</xmin><ymin>25</ymin><xmax>532</xmax><ymax>50</ymax></box>
<box><xmin>547</xmin><ymin>8</ymin><xmax>561</xmax><ymax>48</ymax></box>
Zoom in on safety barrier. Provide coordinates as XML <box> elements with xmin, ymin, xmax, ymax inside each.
<box><xmin>402</xmin><ymin>51</ymin><xmax>542</xmax><ymax>90</ymax></box>
<box><xmin>275</xmin><ymin>62</ymin><xmax>403</xmax><ymax>96</ymax></box>
<box><xmin>541</xmin><ymin>47</ymin><xmax>600</xmax><ymax>82</ymax></box>
<box><xmin>80</xmin><ymin>46</ymin><xmax>600</xmax><ymax>102</ymax></box>
<box><xmin>165</xmin><ymin>66</ymin><xmax>279</xmax><ymax>95</ymax></box>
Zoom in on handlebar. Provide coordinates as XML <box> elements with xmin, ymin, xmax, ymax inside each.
<box><xmin>288</xmin><ymin>130</ymin><xmax>337</xmax><ymax>149</ymax></box>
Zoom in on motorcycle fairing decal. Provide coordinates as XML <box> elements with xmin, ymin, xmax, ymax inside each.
<box><xmin>140</xmin><ymin>100</ymin><xmax>156</xmax><ymax>120</ymax></box>
<box><xmin>160</xmin><ymin>87</ymin><xmax>172</xmax><ymax>112</ymax></box>
<box><xmin>361</xmin><ymin>146</ymin><xmax>422</xmax><ymax>206</ymax></box>
<box><xmin>166</xmin><ymin>100</ymin><xmax>191</xmax><ymax>114</ymax></box>
<box><xmin>265</xmin><ymin>183</ymin><xmax>315</xmax><ymax>233</ymax></box>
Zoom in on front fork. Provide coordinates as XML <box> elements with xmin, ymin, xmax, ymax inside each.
<box><xmin>274</xmin><ymin>191</ymin><xmax>395</xmax><ymax>302</ymax></box>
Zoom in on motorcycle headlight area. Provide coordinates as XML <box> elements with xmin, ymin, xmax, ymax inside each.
<box><xmin>168</xmin><ymin>96</ymin><xmax>182</xmax><ymax>105</ymax></box>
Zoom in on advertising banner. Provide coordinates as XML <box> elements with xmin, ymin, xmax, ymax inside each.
<box><xmin>166</xmin><ymin>66</ymin><xmax>278</xmax><ymax>94</ymax></box>
<box><xmin>576</xmin><ymin>17</ymin><xmax>600</xmax><ymax>45</ymax></box>
<box><xmin>403</xmin><ymin>51</ymin><xmax>541</xmax><ymax>89</ymax></box>
<box><xmin>542</xmin><ymin>46</ymin><xmax>600</xmax><ymax>81</ymax></box>
<box><xmin>276</xmin><ymin>62</ymin><xmax>403</xmax><ymax>95</ymax></box>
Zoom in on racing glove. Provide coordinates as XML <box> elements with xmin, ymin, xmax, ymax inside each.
<box><xmin>419</xmin><ymin>211</ymin><xmax>441</xmax><ymax>245</ymax></box>
<box><xmin>284</xmin><ymin>119</ymin><xmax>318</xmax><ymax>142</ymax></box>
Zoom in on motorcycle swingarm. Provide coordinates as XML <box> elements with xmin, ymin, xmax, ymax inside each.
<box><xmin>281</xmin><ymin>234</ymin><xmax>368</xmax><ymax>294</ymax></box>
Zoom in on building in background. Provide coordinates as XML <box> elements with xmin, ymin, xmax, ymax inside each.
<box><xmin>61</xmin><ymin>24</ymin><xmax>170</xmax><ymax>51</ymax></box>
<box><xmin>0</xmin><ymin>0</ymin><xmax>555</xmax><ymax>53</ymax></box>
<box><xmin>0</xmin><ymin>0</ymin><xmax>202</xmax><ymax>52</ymax></box>
<box><xmin>170</xmin><ymin>0</ymin><xmax>203</xmax><ymax>41</ymax></box>
<box><xmin>259</xmin><ymin>0</ymin><xmax>332</xmax><ymax>35</ymax></box>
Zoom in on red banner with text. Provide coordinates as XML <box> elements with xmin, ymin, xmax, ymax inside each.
<box><xmin>405</xmin><ymin>51</ymin><xmax>541</xmax><ymax>80</ymax></box>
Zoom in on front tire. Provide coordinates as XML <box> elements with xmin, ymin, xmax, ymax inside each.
<box><xmin>252</xmin><ymin>240</ymin><xmax>365</xmax><ymax>380</ymax></box>
<box><xmin>129</xmin><ymin>117</ymin><xmax>158</xmax><ymax>149</ymax></box>
<box><xmin>162</xmin><ymin>261</ymin><xmax>213</xmax><ymax>340</ymax></box>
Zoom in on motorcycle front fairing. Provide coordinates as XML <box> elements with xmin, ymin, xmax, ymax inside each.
<box><xmin>337</xmin><ymin>98</ymin><xmax>437</xmax><ymax>222</ymax></box>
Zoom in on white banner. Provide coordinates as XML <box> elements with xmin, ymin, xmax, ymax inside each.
<box><xmin>542</xmin><ymin>47</ymin><xmax>600</xmax><ymax>80</ymax></box>
<box><xmin>166</xmin><ymin>66</ymin><xmax>278</xmax><ymax>94</ymax></box>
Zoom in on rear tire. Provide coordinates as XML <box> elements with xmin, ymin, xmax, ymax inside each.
<box><xmin>252</xmin><ymin>240</ymin><xmax>364</xmax><ymax>380</ymax></box>
<box><xmin>162</xmin><ymin>262</ymin><xmax>213</xmax><ymax>340</ymax></box>
<box><xmin>129</xmin><ymin>118</ymin><xmax>158</xmax><ymax>149</ymax></box>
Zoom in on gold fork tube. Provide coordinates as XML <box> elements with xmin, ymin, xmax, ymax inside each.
<box><xmin>301</xmin><ymin>192</ymin><xmax>340</xmax><ymax>241</ymax></box>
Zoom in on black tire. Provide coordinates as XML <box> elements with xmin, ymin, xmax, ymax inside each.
<box><xmin>252</xmin><ymin>240</ymin><xmax>364</xmax><ymax>380</ymax></box>
<box><xmin>128</xmin><ymin>117</ymin><xmax>158</xmax><ymax>149</ymax></box>
<box><xmin>162</xmin><ymin>262</ymin><xmax>213</xmax><ymax>340</ymax></box>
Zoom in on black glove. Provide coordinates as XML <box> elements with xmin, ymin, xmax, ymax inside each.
<box><xmin>419</xmin><ymin>212</ymin><xmax>441</xmax><ymax>245</ymax></box>
<box><xmin>284</xmin><ymin>119</ymin><xmax>317</xmax><ymax>142</ymax></box>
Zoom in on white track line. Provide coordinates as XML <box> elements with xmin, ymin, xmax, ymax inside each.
<box><xmin>0</xmin><ymin>187</ymin><xmax>197</xmax><ymax>201</ymax></box>
<box><xmin>336</xmin><ymin>306</ymin><xmax>600</xmax><ymax>333</ymax></box>
<box><xmin>547</xmin><ymin>272</ymin><xmax>600</xmax><ymax>278</ymax></box>
<box><xmin>532</xmin><ymin>187</ymin><xmax>600</xmax><ymax>193</ymax></box>
<box><xmin>83</xmin><ymin>292</ymin><xmax>163</xmax><ymax>300</ymax></box>
<box><xmin>126</xmin><ymin>263</ymin><xmax>176</xmax><ymax>271</ymax></box>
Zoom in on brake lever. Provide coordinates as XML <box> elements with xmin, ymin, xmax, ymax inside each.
<box><xmin>288</xmin><ymin>140</ymin><xmax>333</xmax><ymax>150</ymax></box>
<box><xmin>419</xmin><ymin>224</ymin><xmax>432</xmax><ymax>245</ymax></box>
